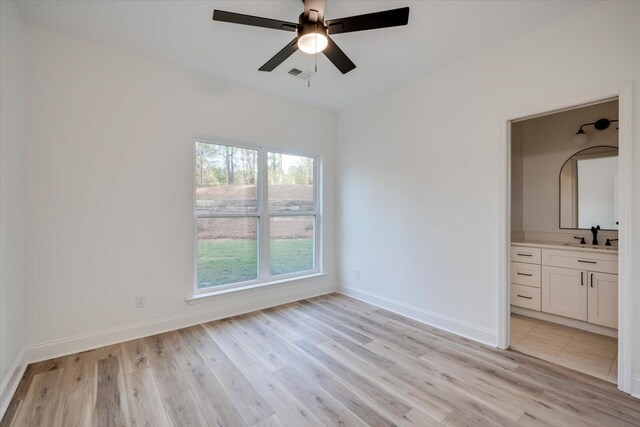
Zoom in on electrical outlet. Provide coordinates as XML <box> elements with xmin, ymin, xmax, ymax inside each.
<box><xmin>135</xmin><ymin>295</ymin><xmax>146</xmax><ymax>309</ymax></box>
<box><xmin>355</xmin><ymin>270</ymin><xmax>360</xmax><ymax>280</ymax></box>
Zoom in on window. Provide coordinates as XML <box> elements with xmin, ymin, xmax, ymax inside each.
<box><xmin>194</xmin><ymin>140</ymin><xmax>320</xmax><ymax>292</ymax></box>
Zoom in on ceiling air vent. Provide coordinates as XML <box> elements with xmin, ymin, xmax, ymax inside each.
<box><xmin>288</xmin><ymin>68</ymin><xmax>315</xmax><ymax>81</ymax></box>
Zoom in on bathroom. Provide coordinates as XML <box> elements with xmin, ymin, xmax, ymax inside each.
<box><xmin>509</xmin><ymin>99</ymin><xmax>619</xmax><ymax>383</ymax></box>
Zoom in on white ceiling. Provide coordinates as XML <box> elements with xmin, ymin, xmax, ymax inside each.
<box><xmin>17</xmin><ymin>0</ymin><xmax>596</xmax><ymax>111</ymax></box>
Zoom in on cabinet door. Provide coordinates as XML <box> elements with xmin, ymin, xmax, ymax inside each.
<box><xmin>588</xmin><ymin>272</ymin><xmax>618</xmax><ymax>329</ymax></box>
<box><xmin>541</xmin><ymin>266</ymin><xmax>588</xmax><ymax>321</ymax></box>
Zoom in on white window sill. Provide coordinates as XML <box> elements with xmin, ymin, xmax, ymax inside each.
<box><xmin>186</xmin><ymin>272</ymin><xmax>327</xmax><ymax>305</ymax></box>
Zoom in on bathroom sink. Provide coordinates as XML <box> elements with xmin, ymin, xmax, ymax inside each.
<box><xmin>561</xmin><ymin>242</ymin><xmax>615</xmax><ymax>250</ymax></box>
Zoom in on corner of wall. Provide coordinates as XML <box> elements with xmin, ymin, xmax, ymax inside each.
<box><xmin>0</xmin><ymin>350</ymin><xmax>26</xmax><ymax>419</ymax></box>
<box><xmin>0</xmin><ymin>0</ymin><xmax>28</xmax><ymax>420</ymax></box>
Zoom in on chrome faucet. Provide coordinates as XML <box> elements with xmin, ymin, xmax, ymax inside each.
<box><xmin>590</xmin><ymin>225</ymin><xmax>600</xmax><ymax>245</ymax></box>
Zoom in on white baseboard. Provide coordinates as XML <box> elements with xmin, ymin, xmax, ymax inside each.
<box><xmin>0</xmin><ymin>348</ymin><xmax>26</xmax><ymax>421</ymax></box>
<box><xmin>25</xmin><ymin>281</ymin><xmax>335</xmax><ymax>364</ymax></box>
<box><xmin>339</xmin><ymin>286</ymin><xmax>497</xmax><ymax>347</ymax></box>
<box><xmin>511</xmin><ymin>307</ymin><xmax>618</xmax><ymax>338</ymax></box>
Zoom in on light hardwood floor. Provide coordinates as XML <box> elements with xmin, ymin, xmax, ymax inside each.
<box><xmin>2</xmin><ymin>293</ymin><xmax>639</xmax><ymax>426</ymax></box>
<box><xmin>510</xmin><ymin>314</ymin><xmax>618</xmax><ymax>383</ymax></box>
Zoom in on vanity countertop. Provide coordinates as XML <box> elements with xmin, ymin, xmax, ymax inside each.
<box><xmin>512</xmin><ymin>240</ymin><xmax>618</xmax><ymax>255</ymax></box>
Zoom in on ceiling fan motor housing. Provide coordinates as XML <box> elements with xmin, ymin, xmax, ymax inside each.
<box><xmin>298</xmin><ymin>18</ymin><xmax>327</xmax><ymax>38</ymax></box>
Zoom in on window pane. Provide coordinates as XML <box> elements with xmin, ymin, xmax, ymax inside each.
<box><xmin>195</xmin><ymin>142</ymin><xmax>258</xmax><ymax>213</ymax></box>
<box><xmin>197</xmin><ymin>217</ymin><xmax>258</xmax><ymax>288</ymax></box>
<box><xmin>268</xmin><ymin>152</ymin><xmax>314</xmax><ymax>212</ymax></box>
<box><xmin>270</xmin><ymin>216</ymin><xmax>314</xmax><ymax>276</ymax></box>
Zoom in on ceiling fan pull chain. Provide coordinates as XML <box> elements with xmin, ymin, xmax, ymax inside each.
<box><xmin>314</xmin><ymin>23</ymin><xmax>318</xmax><ymax>73</ymax></box>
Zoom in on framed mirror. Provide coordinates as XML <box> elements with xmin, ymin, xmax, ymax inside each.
<box><xmin>559</xmin><ymin>146</ymin><xmax>618</xmax><ymax>230</ymax></box>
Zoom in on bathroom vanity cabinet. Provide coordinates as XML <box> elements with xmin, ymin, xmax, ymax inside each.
<box><xmin>511</xmin><ymin>242</ymin><xmax>618</xmax><ymax>329</ymax></box>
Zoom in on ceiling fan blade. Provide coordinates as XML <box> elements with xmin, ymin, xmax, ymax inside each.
<box><xmin>325</xmin><ymin>7</ymin><xmax>409</xmax><ymax>35</ymax></box>
<box><xmin>213</xmin><ymin>10</ymin><xmax>297</xmax><ymax>32</ymax></box>
<box><xmin>323</xmin><ymin>37</ymin><xmax>356</xmax><ymax>74</ymax></box>
<box><xmin>303</xmin><ymin>0</ymin><xmax>326</xmax><ymax>22</ymax></box>
<box><xmin>259</xmin><ymin>38</ymin><xmax>299</xmax><ymax>72</ymax></box>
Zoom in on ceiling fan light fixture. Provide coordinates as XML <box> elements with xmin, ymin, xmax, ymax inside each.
<box><xmin>298</xmin><ymin>32</ymin><xmax>328</xmax><ymax>54</ymax></box>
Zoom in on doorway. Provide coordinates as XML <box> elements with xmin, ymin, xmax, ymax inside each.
<box><xmin>497</xmin><ymin>84</ymin><xmax>634</xmax><ymax>393</ymax></box>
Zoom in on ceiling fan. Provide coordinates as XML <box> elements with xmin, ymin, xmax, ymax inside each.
<box><xmin>212</xmin><ymin>0</ymin><xmax>410</xmax><ymax>74</ymax></box>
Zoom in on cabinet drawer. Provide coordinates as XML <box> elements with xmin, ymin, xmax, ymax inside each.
<box><xmin>511</xmin><ymin>262</ymin><xmax>541</xmax><ymax>287</ymax></box>
<box><xmin>511</xmin><ymin>284</ymin><xmax>541</xmax><ymax>311</ymax></box>
<box><xmin>511</xmin><ymin>247</ymin><xmax>541</xmax><ymax>264</ymax></box>
<box><xmin>541</xmin><ymin>249</ymin><xmax>618</xmax><ymax>274</ymax></box>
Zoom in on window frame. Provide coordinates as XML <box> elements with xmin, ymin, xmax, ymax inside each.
<box><xmin>192</xmin><ymin>136</ymin><xmax>322</xmax><ymax>296</ymax></box>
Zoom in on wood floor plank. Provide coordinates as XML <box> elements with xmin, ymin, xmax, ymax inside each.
<box><xmin>141</xmin><ymin>334</ymin><xmax>189</xmax><ymax>399</ymax></box>
<box><xmin>396</xmin><ymin>408</ymin><xmax>441</xmax><ymax>427</ymax></box>
<box><xmin>181</xmin><ymin>364</ymin><xmax>248</xmax><ymax>427</ymax></box>
<box><xmin>316</xmin><ymin>338</ymin><xmax>453</xmax><ymax>422</ymax></box>
<box><xmin>219</xmin><ymin>316</ymin><xmax>289</xmax><ymax>372</ymax></box>
<box><xmin>358</xmin><ymin>340</ymin><xmax>530</xmax><ymax>424</ymax></box>
<box><xmin>294</xmin><ymin>338</ymin><xmax>413</xmax><ymax>418</ymax></box>
<box><xmin>330</xmin><ymin>296</ymin><xmax>522</xmax><ymax>373</ymax></box>
<box><xmin>441</xmin><ymin>408</ymin><xmax>504</xmax><ymax>427</ymax></box>
<box><xmin>281</xmin><ymin>302</ymin><xmax>375</xmax><ymax>347</ymax></box>
<box><xmin>253</xmin><ymin>414</ymin><xmax>286</xmax><ymax>427</ymax></box>
<box><xmin>235</xmin><ymin>315</ymin><xmax>397</xmax><ymax>426</ymax></box>
<box><xmin>10</xmin><ymin>356</ymin><xmax>67</xmax><ymax>405</ymax></box>
<box><xmin>162</xmin><ymin>330</ymin><xmax>204</xmax><ymax>370</ymax></box>
<box><xmin>11</xmin><ymin>370</ymin><xmax>64</xmax><ymax>427</ymax></box>
<box><xmin>4</xmin><ymin>293</ymin><xmax>639</xmax><ymax>427</ymax></box>
<box><xmin>181</xmin><ymin>325</ymin><xmax>274</xmax><ymax>425</ymax></box>
<box><xmin>367</xmin><ymin>339</ymin><xmax>540</xmax><ymax>418</ymax></box>
<box><xmin>124</xmin><ymin>368</ymin><xmax>170</xmax><ymax>427</ymax></box>
<box><xmin>52</xmin><ymin>350</ymin><xmax>96</xmax><ymax>427</ymax></box>
<box><xmin>97</xmin><ymin>344</ymin><xmax>123</xmax><ymax>361</ymax></box>
<box><xmin>263</xmin><ymin>306</ymin><xmax>328</xmax><ymax>345</ymax></box>
<box><xmin>272</xmin><ymin>365</ymin><xmax>369</xmax><ymax>427</ymax></box>
<box><xmin>248</xmin><ymin>311</ymin><xmax>309</xmax><ymax>344</ymax></box>
<box><xmin>296</xmin><ymin>300</ymin><xmax>375</xmax><ymax>345</ymax></box>
<box><xmin>95</xmin><ymin>356</ymin><xmax>130</xmax><ymax>427</ymax></box>
<box><xmin>242</xmin><ymin>364</ymin><xmax>325</xmax><ymax>427</ymax></box>
<box><xmin>120</xmin><ymin>339</ymin><xmax>150</xmax><ymax>374</ymax></box>
<box><xmin>162</xmin><ymin>390</ymin><xmax>207</xmax><ymax>427</ymax></box>
<box><xmin>333</xmin><ymin>294</ymin><xmax>492</xmax><ymax>351</ymax></box>
<box><xmin>201</xmin><ymin>320</ymin><xmax>260</xmax><ymax>370</ymax></box>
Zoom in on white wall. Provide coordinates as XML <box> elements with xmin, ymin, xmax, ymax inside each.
<box><xmin>337</xmin><ymin>0</ymin><xmax>640</xmax><ymax>391</ymax></box>
<box><xmin>510</xmin><ymin>121</ymin><xmax>524</xmax><ymax>240</ymax></box>
<box><xmin>23</xmin><ymin>26</ymin><xmax>337</xmax><ymax>356</ymax></box>
<box><xmin>0</xmin><ymin>0</ymin><xmax>27</xmax><ymax>413</ymax></box>
<box><xmin>519</xmin><ymin>100</ymin><xmax>618</xmax><ymax>237</ymax></box>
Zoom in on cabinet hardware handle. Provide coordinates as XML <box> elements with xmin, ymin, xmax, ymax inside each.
<box><xmin>517</xmin><ymin>273</ymin><xmax>533</xmax><ymax>276</ymax></box>
<box><xmin>517</xmin><ymin>295</ymin><xmax>533</xmax><ymax>300</ymax></box>
<box><xmin>581</xmin><ymin>271</ymin><xmax>584</xmax><ymax>286</ymax></box>
<box><xmin>578</xmin><ymin>260</ymin><xmax>597</xmax><ymax>264</ymax></box>
<box><xmin>517</xmin><ymin>253</ymin><xmax>533</xmax><ymax>257</ymax></box>
<box><xmin>590</xmin><ymin>273</ymin><xmax>594</xmax><ymax>288</ymax></box>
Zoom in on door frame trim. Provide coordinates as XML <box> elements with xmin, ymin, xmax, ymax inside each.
<box><xmin>497</xmin><ymin>83</ymin><xmax>634</xmax><ymax>393</ymax></box>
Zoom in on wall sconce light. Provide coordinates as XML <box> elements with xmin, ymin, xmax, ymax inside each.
<box><xmin>573</xmin><ymin>118</ymin><xmax>619</xmax><ymax>146</ymax></box>
<box><xmin>611</xmin><ymin>126</ymin><xmax>619</xmax><ymax>144</ymax></box>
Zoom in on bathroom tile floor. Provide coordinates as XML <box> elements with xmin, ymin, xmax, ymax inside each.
<box><xmin>510</xmin><ymin>313</ymin><xmax>617</xmax><ymax>383</ymax></box>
